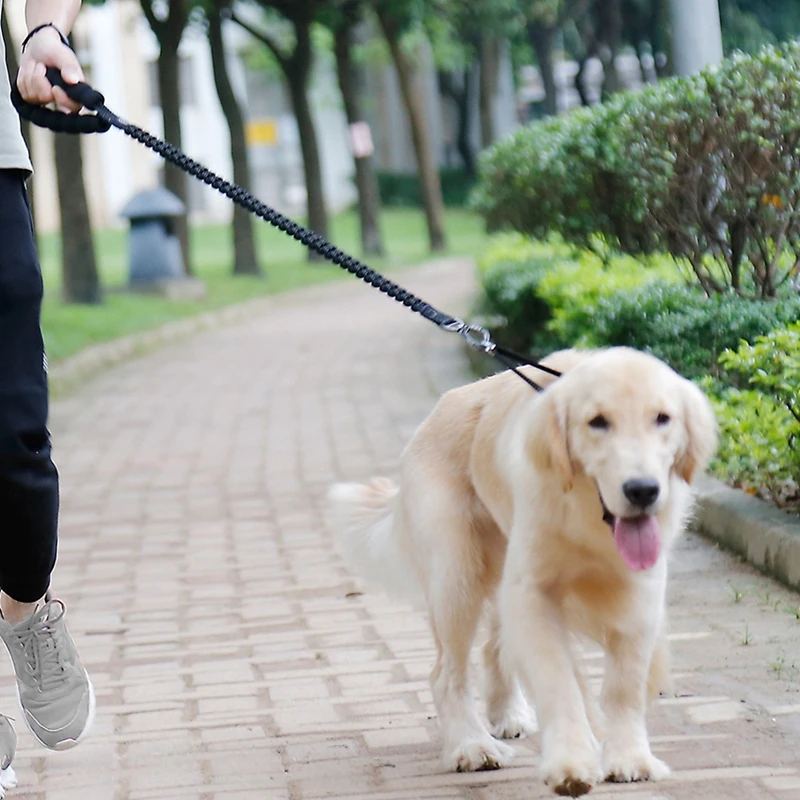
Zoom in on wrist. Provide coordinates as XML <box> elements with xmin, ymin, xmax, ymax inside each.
<box><xmin>21</xmin><ymin>23</ymin><xmax>71</xmax><ymax>53</ymax></box>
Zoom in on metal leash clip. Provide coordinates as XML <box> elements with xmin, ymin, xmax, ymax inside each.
<box><xmin>442</xmin><ymin>319</ymin><xmax>496</xmax><ymax>353</ymax></box>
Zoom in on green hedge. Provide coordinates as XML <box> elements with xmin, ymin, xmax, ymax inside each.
<box><xmin>474</xmin><ymin>236</ymin><xmax>800</xmax><ymax>507</ymax></box>
<box><xmin>707</xmin><ymin>323</ymin><xmax>800</xmax><ymax>506</ymax></box>
<box><xmin>476</xmin><ymin>236</ymin><xmax>800</xmax><ymax>377</ymax></box>
<box><xmin>377</xmin><ymin>169</ymin><xmax>475</xmax><ymax>207</ymax></box>
<box><xmin>474</xmin><ymin>234</ymin><xmax>678</xmax><ymax>359</ymax></box>
<box><xmin>705</xmin><ymin>384</ymin><xmax>798</xmax><ymax>507</ymax></box>
<box><xmin>474</xmin><ymin>42</ymin><xmax>800</xmax><ymax>299</ymax></box>
<box><xmin>588</xmin><ymin>282</ymin><xmax>800</xmax><ymax>379</ymax></box>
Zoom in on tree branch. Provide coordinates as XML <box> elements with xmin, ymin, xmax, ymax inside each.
<box><xmin>293</xmin><ymin>18</ymin><xmax>313</xmax><ymax>75</ymax></box>
<box><xmin>167</xmin><ymin>0</ymin><xmax>188</xmax><ymax>33</ymax></box>
<box><xmin>229</xmin><ymin>11</ymin><xmax>289</xmax><ymax>70</ymax></box>
<box><xmin>138</xmin><ymin>0</ymin><xmax>165</xmax><ymax>40</ymax></box>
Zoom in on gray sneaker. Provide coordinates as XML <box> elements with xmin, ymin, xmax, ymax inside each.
<box><xmin>0</xmin><ymin>599</ymin><xmax>95</xmax><ymax>751</ymax></box>
<box><xmin>0</xmin><ymin>715</ymin><xmax>17</xmax><ymax>796</ymax></box>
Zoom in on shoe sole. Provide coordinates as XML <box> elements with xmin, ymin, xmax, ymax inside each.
<box><xmin>0</xmin><ymin>765</ymin><xmax>17</xmax><ymax>796</ymax></box>
<box><xmin>16</xmin><ymin>673</ymin><xmax>96</xmax><ymax>751</ymax></box>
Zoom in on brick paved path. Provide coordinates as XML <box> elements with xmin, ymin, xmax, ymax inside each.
<box><xmin>5</xmin><ymin>258</ymin><xmax>800</xmax><ymax>800</ymax></box>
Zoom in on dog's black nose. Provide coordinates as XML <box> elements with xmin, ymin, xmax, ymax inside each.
<box><xmin>623</xmin><ymin>477</ymin><xmax>660</xmax><ymax>508</ymax></box>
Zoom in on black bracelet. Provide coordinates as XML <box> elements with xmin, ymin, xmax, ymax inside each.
<box><xmin>21</xmin><ymin>23</ymin><xmax>71</xmax><ymax>53</ymax></box>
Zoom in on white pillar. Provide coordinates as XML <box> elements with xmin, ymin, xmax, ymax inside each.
<box><xmin>669</xmin><ymin>0</ymin><xmax>724</xmax><ymax>76</ymax></box>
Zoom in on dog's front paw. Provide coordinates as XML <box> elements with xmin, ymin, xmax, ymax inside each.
<box><xmin>444</xmin><ymin>736</ymin><xmax>515</xmax><ymax>772</ymax></box>
<box><xmin>488</xmin><ymin>703</ymin><xmax>538</xmax><ymax>740</ymax></box>
<box><xmin>604</xmin><ymin>746</ymin><xmax>670</xmax><ymax>783</ymax></box>
<box><xmin>540</xmin><ymin>749</ymin><xmax>603</xmax><ymax>797</ymax></box>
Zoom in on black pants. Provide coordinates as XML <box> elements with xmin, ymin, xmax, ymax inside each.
<box><xmin>0</xmin><ymin>169</ymin><xmax>57</xmax><ymax>603</ymax></box>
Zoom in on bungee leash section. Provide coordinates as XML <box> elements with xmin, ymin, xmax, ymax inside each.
<box><xmin>11</xmin><ymin>68</ymin><xmax>562</xmax><ymax>392</ymax></box>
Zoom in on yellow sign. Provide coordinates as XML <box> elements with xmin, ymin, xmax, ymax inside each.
<box><xmin>761</xmin><ymin>193</ymin><xmax>783</xmax><ymax>209</ymax></box>
<box><xmin>246</xmin><ymin>119</ymin><xmax>279</xmax><ymax>146</ymax></box>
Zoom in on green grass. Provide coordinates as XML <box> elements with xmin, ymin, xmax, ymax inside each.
<box><xmin>40</xmin><ymin>208</ymin><xmax>487</xmax><ymax>364</ymax></box>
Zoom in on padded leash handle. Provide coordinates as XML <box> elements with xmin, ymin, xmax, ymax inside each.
<box><xmin>43</xmin><ymin>67</ymin><xmax>106</xmax><ymax>110</ymax></box>
<box><xmin>10</xmin><ymin>67</ymin><xmax>111</xmax><ymax>133</ymax></box>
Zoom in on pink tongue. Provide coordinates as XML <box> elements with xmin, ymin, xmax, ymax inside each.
<box><xmin>612</xmin><ymin>516</ymin><xmax>661</xmax><ymax>571</ymax></box>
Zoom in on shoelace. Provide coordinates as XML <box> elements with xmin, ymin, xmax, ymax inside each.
<box><xmin>15</xmin><ymin>601</ymin><xmax>68</xmax><ymax>693</ymax></box>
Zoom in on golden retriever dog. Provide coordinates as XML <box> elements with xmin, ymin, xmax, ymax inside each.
<box><xmin>327</xmin><ymin>347</ymin><xmax>717</xmax><ymax>797</ymax></box>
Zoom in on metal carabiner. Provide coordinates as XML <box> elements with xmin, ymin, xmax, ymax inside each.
<box><xmin>441</xmin><ymin>319</ymin><xmax>496</xmax><ymax>353</ymax></box>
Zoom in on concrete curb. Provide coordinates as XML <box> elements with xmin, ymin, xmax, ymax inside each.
<box><xmin>693</xmin><ymin>475</ymin><xmax>800</xmax><ymax>592</ymax></box>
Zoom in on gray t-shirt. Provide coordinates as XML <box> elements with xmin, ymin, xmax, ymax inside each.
<box><xmin>0</xmin><ymin>0</ymin><xmax>33</xmax><ymax>171</ymax></box>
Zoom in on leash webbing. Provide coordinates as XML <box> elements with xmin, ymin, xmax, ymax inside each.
<box><xmin>11</xmin><ymin>69</ymin><xmax>562</xmax><ymax>390</ymax></box>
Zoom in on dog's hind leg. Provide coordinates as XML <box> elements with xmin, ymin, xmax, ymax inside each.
<box><xmin>483</xmin><ymin>599</ymin><xmax>537</xmax><ymax>740</ymax></box>
<box><xmin>415</xmin><ymin>487</ymin><xmax>515</xmax><ymax>773</ymax></box>
<box><xmin>429</xmin><ymin>584</ymin><xmax>515</xmax><ymax>773</ymax></box>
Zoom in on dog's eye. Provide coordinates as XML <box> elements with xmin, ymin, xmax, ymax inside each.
<box><xmin>588</xmin><ymin>415</ymin><xmax>610</xmax><ymax>430</ymax></box>
<box><xmin>656</xmin><ymin>412</ymin><xmax>671</xmax><ymax>426</ymax></box>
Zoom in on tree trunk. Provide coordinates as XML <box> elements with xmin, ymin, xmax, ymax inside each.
<box><xmin>286</xmin><ymin>71</ymin><xmax>329</xmax><ymax>259</ymax></box>
<box><xmin>281</xmin><ymin>17</ymin><xmax>328</xmax><ymax>260</ymax></box>
<box><xmin>439</xmin><ymin>69</ymin><xmax>476</xmax><ymax>179</ymax></box>
<box><xmin>138</xmin><ymin>0</ymin><xmax>192</xmax><ymax>269</ymax></box>
<box><xmin>575</xmin><ymin>56</ymin><xmax>592</xmax><ymax>105</ymax></box>
<box><xmin>456</xmin><ymin>65</ymin><xmax>476</xmax><ymax>179</ymax></box>
<box><xmin>53</xmin><ymin>133</ymin><xmax>102</xmax><ymax>303</ymax></box>
<box><xmin>574</xmin><ymin>12</ymin><xmax>597</xmax><ymax>106</ymax></box>
<box><xmin>479</xmin><ymin>36</ymin><xmax>500</xmax><ymax>149</ymax></box>
<box><xmin>333</xmin><ymin>21</ymin><xmax>383</xmax><ymax>256</ymax></box>
<box><xmin>648</xmin><ymin>0</ymin><xmax>671</xmax><ymax>77</ymax></box>
<box><xmin>227</xmin><ymin>8</ymin><xmax>328</xmax><ymax>261</ymax></box>
<box><xmin>208</xmin><ymin>8</ymin><xmax>261</xmax><ymax>276</ymax></box>
<box><xmin>597</xmin><ymin>0</ymin><xmax>623</xmax><ymax>97</ymax></box>
<box><xmin>156</xmin><ymin>34</ymin><xmax>192</xmax><ymax>275</ymax></box>
<box><xmin>528</xmin><ymin>24</ymin><xmax>557</xmax><ymax>116</ymax></box>
<box><xmin>377</xmin><ymin>10</ymin><xmax>446</xmax><ymax>252</ymax></box>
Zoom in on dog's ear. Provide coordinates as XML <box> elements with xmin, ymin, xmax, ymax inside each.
<box><xmin>528</xmin><ymin>389</ymin><xmax>573</xmax><ymax>492</ymax></box>
<box><xmin>675</xmin><ymin>379</ymin><xmax>718</xmax><ymax>484</ymax></box>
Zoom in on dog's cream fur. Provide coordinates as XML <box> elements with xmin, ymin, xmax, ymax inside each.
<box><xmin>328</xmin><ymin>347</ymin><xmax>717</xmax><ymax>796</ymax></box>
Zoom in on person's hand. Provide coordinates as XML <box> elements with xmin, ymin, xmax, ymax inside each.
<box><xmin>17</xmin><ymin>25</ymin><xmax>84</xmax><ymax>113</ymax></box>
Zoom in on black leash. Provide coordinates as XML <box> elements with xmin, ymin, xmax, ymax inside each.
<box><xmin>11</xmin><ymin>69</ymin><xmax>562</xmax><ymax>392</ymax></box>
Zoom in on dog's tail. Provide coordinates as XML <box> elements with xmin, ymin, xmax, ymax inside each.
<box><xmin>327</xmin><ymin>477</ymin><xmax>422</xmax><ymax>601</ymax></box>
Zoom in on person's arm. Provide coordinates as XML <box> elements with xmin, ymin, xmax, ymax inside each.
<box><xmin>16</xmin><ymin>0</ymin><xmax>84</xmax><ymax>111</ymax></box>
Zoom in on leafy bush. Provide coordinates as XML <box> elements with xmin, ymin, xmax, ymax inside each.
<box><xmin>475</xmin><ymin>42</ymin><xmax>800</xmax><ymax>298</ymax></box>
<box><xmin>703</xmin><ymin>323</ymin><xmax>800</xmax><ymax>507</ymax></box>
<box><xmin>474</xmin><ymin>234</ymin><xmax>678</xmax><ymax>356</ymax></box>
<box><xmin>471</xmin><ymin>108</ymin><xmax>601</xmax><ymax>244</ymax></box>
<box><xmin>535</xmin><ymin>255</ymin><xmax>677</xmax><ymax>349</ymax></box>
<box><xmin>587</xmin><ymin>283</ymin><xmax>800</xmax><ymax>378</ymax></box>
<box><xmin>703</xmin><ymin>383</ymin><xmax>799</xmax><ymax>507</ymax></box>
<box><xmin>473</xmin><ymin>235</ymin><xmax>568</xmax><ymax>353</ymax></box>
<box><xmin>719</xmin><ymin>322</ymin><xmax>800</xmax><ymax>421</ymax></box>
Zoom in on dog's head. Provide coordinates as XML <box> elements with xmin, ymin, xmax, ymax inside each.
<box><xmin>528</xmin><ymin>348</ymin><xmax>717</xmax><ymax>571</ymax></box>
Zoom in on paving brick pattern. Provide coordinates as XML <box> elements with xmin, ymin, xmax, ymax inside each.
<box><xmin>3</xmin><ymin>259</ymin><xmax>800</xmax><ymax>799</ymax></box>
